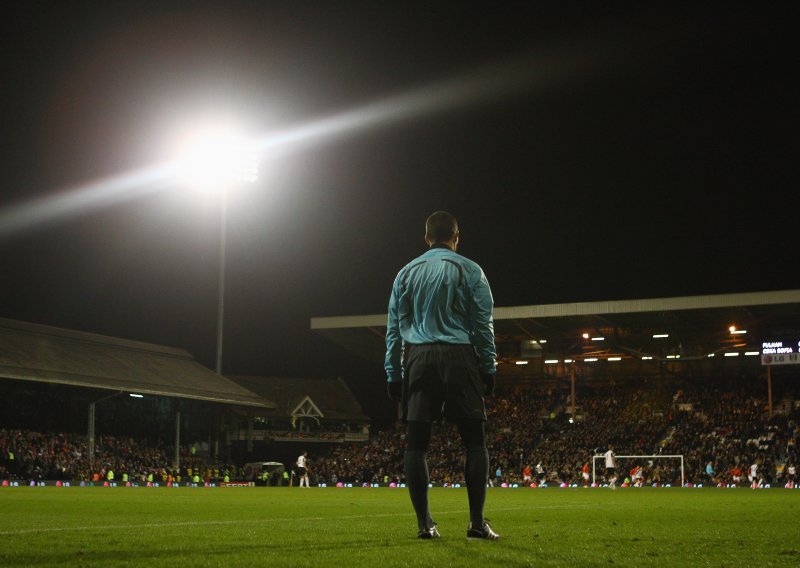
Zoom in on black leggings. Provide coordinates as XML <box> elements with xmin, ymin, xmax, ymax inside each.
<box><xmin>406</xmin><ymin>420</ymin><xmax>486</xmax><ymax>452</ymax></box>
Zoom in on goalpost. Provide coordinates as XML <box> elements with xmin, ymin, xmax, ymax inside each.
<box><xmin>592</xmin><ymin>454</ymin><xmax>685</xmax><ymax>487</ymax></box>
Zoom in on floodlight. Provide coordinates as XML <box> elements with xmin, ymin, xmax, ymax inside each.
<box><xmin>174</xmin><ymin>123</ymin><xmax>259</xmax><ymax>191</ymax></box>
<box><xmin>653</xmin><ymin>334</ymin><xmax>669</xmax><ymax>339</ymax></box>
<box><xmin>544</xmin><ymin>359</ymin><xmax>559</xmax><ymax>364</ymax></box>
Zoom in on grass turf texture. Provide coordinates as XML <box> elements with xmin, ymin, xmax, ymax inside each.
<box><xmin>1</xmin><ymin>487</ymin><xmax>798</xmax><ymax>567</ymax></box>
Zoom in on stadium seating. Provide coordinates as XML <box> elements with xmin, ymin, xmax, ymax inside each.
<box><xmin>2</xmin><ymin>374</ymin><xmax>797</xmax><ymax>487</ymax></box>
<box><xmin>310</xmin><ymin>374</ymin><xmax>798</xmax><ymax>486</ymax></box>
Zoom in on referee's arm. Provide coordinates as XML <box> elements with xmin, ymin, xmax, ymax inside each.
<box><xmin>468</xmin><ymin>269</ymin><xmax>497</xmax><ymax>374</ymax></box>
<box><xmin>384</xmin><ymin>278</ymin><xmax>404</xmax><ymax>383</ymax></box>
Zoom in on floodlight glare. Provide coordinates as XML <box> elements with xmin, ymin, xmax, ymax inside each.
<box><xmin>129</xmin><ymin>393</ymin><xmax>144</xmax><ymax>398</ymax></box>
<box><xmin>174</xmin><ymin>124</ymin><xmax>259</xmax><ymax>191</ymax></box>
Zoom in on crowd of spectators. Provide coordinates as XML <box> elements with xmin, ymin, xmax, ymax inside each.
<box><xmin>2</xmin><ymin>375</ymin><xmax>798</xmax><ymax>488</ymax></box>
<box><xmin>306</xmin><ymin>375</ymin><xmax>799</xmax><ymax>487</ymax></box>
<box><xmin>0</xmin><ymin>429</ymin><xmax>240</xmax><ymax>483</ymax></box>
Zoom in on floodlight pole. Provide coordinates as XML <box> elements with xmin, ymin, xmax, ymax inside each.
<box><xmin>215</xmin><ymin>189</ymin><xmax>228</xmax><ymax>375</ymax></box>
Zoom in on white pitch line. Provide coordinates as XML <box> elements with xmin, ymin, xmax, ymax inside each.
<box><xmin>0</xmin><ymin>502</ymin><xmax>622</xmax><ymax>536</ymax></box>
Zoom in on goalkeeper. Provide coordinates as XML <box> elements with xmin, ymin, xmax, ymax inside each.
<box><xmin>385</xmin><ymin>211</ymin><xmax>499</xmax><ymax>541</ymax></box>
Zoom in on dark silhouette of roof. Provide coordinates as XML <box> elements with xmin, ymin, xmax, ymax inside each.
<box><xmin>0</xmin><ymin>317</ymin><xmax>273</xmax><ymax>407</ymax></box>
<box><xmin>227</xmin><ymin>375</ymin><xmax>369</xmax><ymax>422</ymax></box>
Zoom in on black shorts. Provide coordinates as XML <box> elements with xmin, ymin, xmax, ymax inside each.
<box><xmin>296</xmin><ymin>467</ymin><xmax>306</xmax><ymax>476</ymax></box>
<box><xmin>606</xmin><ymin>467</ymin><xmax>616</xmax><ymax>475</ymax></box>
<box><xmin>402</xmin><ymin>343</ymin><xmax>486</xmax><ymax>423</ymax></box>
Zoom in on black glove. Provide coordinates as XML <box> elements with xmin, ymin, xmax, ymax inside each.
<box><xmin>481</xmin><ymin>373</ymin><xmax>495</xmax><ymax>397</ymax></box>
<box><xmin>387</xmin><ymin>381</ymin><xmax>402</xmax><ymax>402</ymax></box>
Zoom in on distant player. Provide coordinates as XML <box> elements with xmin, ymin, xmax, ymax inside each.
<box><xmin>522</xmin><ymin>464</ymin><xmax>532</xmax><ymax>483</ymax></box>
<box><xmin>730</xmin><ymin>465</ymin><xmax>742</xmax><ymax>486</ymax></box>
<box><xmin>535</xmin><ymin>461</ymin><xmax>546</xmax><ymax>485</ymax></box>
<box><xmin>748</xmin><ymin>462</ymin><xmax>758</xmax><ymax>490</ymax></box>
<box><xmin>704</xmin><ymin>461</ymin><xmax>715</xmax><ymax>484</ymax></box>
<box><xmin>785</xmin><ymin>463</ymin><xmax>795</xmax><ymax>489</ymax></box>
<box><xmin>582</xmin><ymin>462</ymin><xmax>590</xmax><ymax>487</ymax></box>
<box><xmin>604</xmin><ymin>446</ymin><xmax>618</xmax><ymax>488</ymax></box>
<box><xmin>296</xmin><ymin>451</ymin><xmax>310</xmax><ymax>488</ymax></box>
<box><xmin>630</xmin><ymin>464</ymin><xmax>643</xmax><ymax>486</ymax></box>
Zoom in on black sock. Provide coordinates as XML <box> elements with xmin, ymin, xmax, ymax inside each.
<box><xmin>404</xmin><ymin>450</ymin><xmax>433</xmax><ymax>530</ymax></box>
<box><xmin>465</xmin><ymin>446</ymin><xmax>489</xmax><ymax>528</ymax></box>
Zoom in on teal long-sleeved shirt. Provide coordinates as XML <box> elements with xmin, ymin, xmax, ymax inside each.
<box><xmin>384</xmin><ymin>245</ymin><xmax>497</xmax><ymax>382</ymax></box>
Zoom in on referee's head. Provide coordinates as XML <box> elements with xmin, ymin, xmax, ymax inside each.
<box><xmin>425</xmin><ymin>211</ymin><xmax>459</xmax><ymax>250</ymax></box>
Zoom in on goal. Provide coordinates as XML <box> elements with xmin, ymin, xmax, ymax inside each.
<box><xmin>591</xmin><ymin>454</ymin><xmax>685</xmax><ymax>487</ymax></box>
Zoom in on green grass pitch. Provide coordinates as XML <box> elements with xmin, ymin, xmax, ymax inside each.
<box><xmin>1</xmin><ymin>486</ymin><xmax>798</xmax><ymax>566</ymax></box>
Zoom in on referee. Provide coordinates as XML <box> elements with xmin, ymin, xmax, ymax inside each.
<box><xmin>385</xmin><ymin>211</ymin><xmax>499</xmax><ymax>540</ymax></box>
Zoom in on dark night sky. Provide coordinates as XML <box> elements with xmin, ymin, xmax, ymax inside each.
<box><xmin>0</xmin><ymin>2</ymin><xmax>796</xmax><ymax>386</ymax></box>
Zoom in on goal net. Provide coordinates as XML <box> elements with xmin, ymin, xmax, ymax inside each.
<box><xmin>591</xmin><ymin>454</ymin><xmax>685</xmax><ymax>487</ymax></box>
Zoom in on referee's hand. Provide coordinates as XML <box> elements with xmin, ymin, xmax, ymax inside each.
<box><xmin>387</xmin><ymin>380</ymin><xmax>402</xmax><ymax>402</ymax></box>
<box><xmin>481</xmin><ymin>373</ymin><xmax>495</xmax><ymax>397</ymax></box>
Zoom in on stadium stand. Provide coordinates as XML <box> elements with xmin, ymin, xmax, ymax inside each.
<box><xmin>305</xmin><ymin>289</ymin><xmax>800</xmax><ymax>487</ymax></box>
<box><xmin>225</xmin><ymin>375</ymin><xmax>371</xmax><ymax>446</ymax></box>
<box><xmin>2</xmin><ymin>291</ymin><xmax>799</xmax><ymax>487</ymax></box>
<box><xmin>1</xmin><ymin>373</ymin><xmax>797</xmax><ymax>487</ymax></box>
<box><xmin>307</xmin><ymin>374</ymin><xmax>798</xmax><ymax>487</ymax></box>
<box><xmin>0</xmin><ymin>317</ymin><xmax>271</xmax><ymax>407</ymax></box>
<box><xmin>0</xmin><ymin>429</ymin><xmax>242</xmax><ymax>483</ymax></box>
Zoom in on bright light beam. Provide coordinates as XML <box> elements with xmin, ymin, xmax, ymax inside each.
<box><xmin>0</xmin><ymin>166</ymin><xmax>173</xmax><ymax>239</ymax></box>
<box><xmin>254</xmin><ymin>45</ymin><xmax>591</xmax><ymax>154</ymax></box>
<box><xmin>0</xmin><ymin>18</ymin><xmax>645</xmax><ymax>239</ymax></box>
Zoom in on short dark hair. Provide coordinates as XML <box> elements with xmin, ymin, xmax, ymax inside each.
<box><xmin>425</xmin><ymin>211</ymin><xmax>458</xmax><ymax>243</ymax></box>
